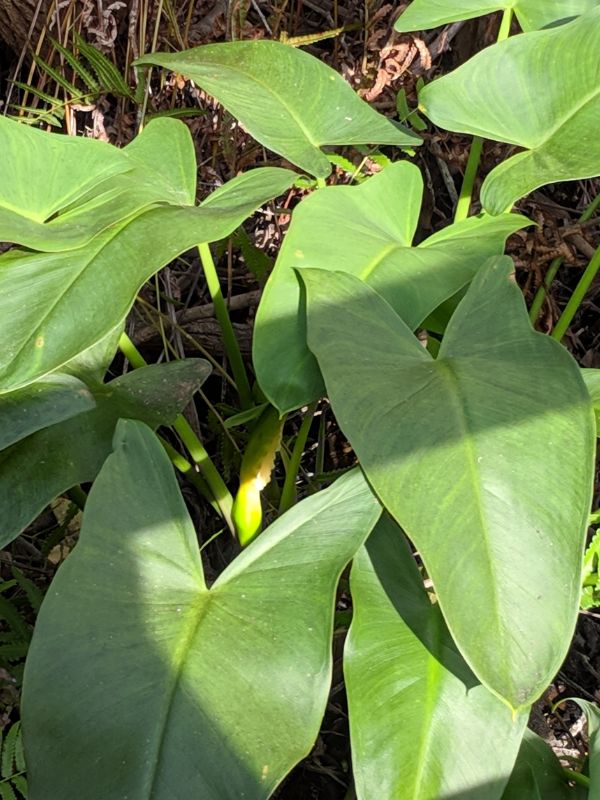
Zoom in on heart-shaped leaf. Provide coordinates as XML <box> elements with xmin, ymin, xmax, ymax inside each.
<box><xmin>22</xmin><ymin>419</ymin><xmax>381</xmax><ymax>799</ymax></box>
<box><xmin>346</xmin><ymin>515</ymin><xmax>526</xmax><ymax>800</ymax></box>
<box><xmin>419</xmin><ymin>9</ymin><xmax>600</xmax><ymax>213</ymax></box>
<box><xmin>396</xmin><ymin>0</ymin><xmax>599</xmax><ymax>33</ymax></box>
<box><xmin>301</xmin><ymin>258</ymin><xmax>595</xmax><ymax>710</ymax></box>
<box><xmin>135</xmin><ymin>40</ymin><xmax>420</xmax><ymax>178</ymax></box>
<box><xmin>254</xmin><ymin>162</ymin><xmax>528</xmax><ymax>412</ymax></box>
<box><xmin>0</xmin><ymin>374</ymin><xmax>95</xmax><ymax>450</ymax></box>
<box><xmin>0</xmin><ymin>359</ymin><xmax>211</xmax><ymax>546</ymax></box>
<box><xmin>0</xmin><ymin>167</ymin><xmax>296</xmax><ymax>394</ymax></box>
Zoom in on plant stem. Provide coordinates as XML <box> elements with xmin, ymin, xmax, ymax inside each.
<box><xmin>552</xmin><ymin>242</ymin><xmax>600</xmax><ymax>342</ymax></box>
<box><xmin>562</xmin><ymin>768</ymin><xmax>591</xmax><ymax>788</ymax></box>
<box><xmin>453</xmin><ymin>9</ymin><xmax>512</xmax><ymax>222</ymax></box>
<box><xmin>118</xmin><ymin>332</ymin><xmax>234</xmax><ymax>531</ymax></box>
<box><xmin>279</xmin><ymin>402</ymin><xmax>317</xmax><ymax>514</ymax></box>
<box><xmin>497</xmin><ymin>7</ymin><xmax>513</xmax><ymax>41</ymax></box>
<box><xmin>529</xmin><ymin>191</ymin><xmax>600</xmax><ymax>324</ymax></box>
<box><xmin>454</xmin><ymin>136</ymin><xmax>483</xmax><ymax>222</ymax></box>
<box><xmin>316</xmin><ymin>176</ymin><xmax>327</xmax><ymax>189</ymax></box>
<box><xmin>197</xmin><ymin>242</ymin><xmax>253</xmax><ymax>410</ymax></box>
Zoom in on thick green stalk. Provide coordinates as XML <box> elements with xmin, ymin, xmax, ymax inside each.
<box><xmin>453</xmin><ymin>8</ymin><xmax>513</xmax><ymax>222</ymax></box>
<box><xmin>454</xmin><ymin>136</ymin><xmax>484</xmax><ymax>222</ymax></box>
<box><xmin>197</xmin><ymin>242</ymin><xmax>253</xmax><ymax>410</ymax></box>
<box><xmin>562</xmin><ymin>768</ymin><xmax>590</xmax><ymax>789</ymax></box>
<box><xmin>279</xmin><ymin>402</ymin><xmax>317</xmax><ymax>514</ymax></box>
<box><xmin>552</xmin><ymin>243</ymin><xmax>600</xmax><ymax>342</ymax></box>
<box><xmin>118</xmin><ymin>332</ymin><xmax>234</xmax><ymax>531</ymax></box>
<box><xmin>530</xmin><ymin>191</ymin><xmax>600</xmax><ymax>324</ymax></box>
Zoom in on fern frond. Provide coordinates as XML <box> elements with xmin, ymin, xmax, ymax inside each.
<box><xmin>10</xmin><ymin>775</ymin><xmax>26</xmax><ymax>798</ymax></box>
<box><xmin>1</xmin><ymin>723</ymin><xmax>20</xmax><ymax>780</ymax></box>
<box><xmin>11</xmin><ymin>569</ymin><xmax>42</xmax><ymax>615</ymax></box>
<box><xmin>50</xmin><ymin>36</ymin><xmax>100</xmax><ymax>93</ymax></box>
<box><xmin>0</xmin><ymin>598</ymin><xmax>29</xmax><ymax>640</ymax></box>
<box><xmin>75</xmin><ymin>34</ymin><xmax>134</xmax><ymax>99</ymax></box>
<box><xmin>32</xmin><ymin>53</ymin><xmax>80</xmax><ymax>97</ymax></box>
<box><xmin>0</xmin><ymin>781</ymin><xmax>17</xmax><ymax>800</ymax></box>
<box><xmin>0</xmin><ymin>644</ymin><xmax>29</xmax><ymax>662</ymax></box>
<box><xmin>8</xmin><ymin>107</ymin><xmax>64</xmax><ymax>127</ymax></box>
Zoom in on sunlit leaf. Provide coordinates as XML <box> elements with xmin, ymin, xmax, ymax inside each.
<box><xmin>0</xmin><ymin>167</ymin><xmax>296</xmax><ymax>393</ymax></box>
<box><xmin>396</xmin><ymin>0</ymin><xmax>599</xmax><ymax>33</ymax></box>
<box><xmin>22</xmin><ymin>420</ymin><xmax>381</xmax><ymax>799</ymax></box>
<box><xmin>135</xmin><ymin>41</ymin><xmax>420</xmax><ymax>178</ymax></box>
<box><xmin>419</xmin><ymin>9</ymin><xmax>600</xmax><ymax>213</ymax></box>
<box><xmin>254</xmin><ymin>161</ymin><xmax>528</xmax><ymax>412</ymax></box>
<box><xmin>301</xmin><ymin>257</ymin><xmax>595</xmax><ymax>710</ymax></box>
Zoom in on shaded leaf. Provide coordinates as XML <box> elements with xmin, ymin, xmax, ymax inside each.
<box><xmin>502</xmin><ymin>729</ymin><xmax>583</xmax><ymax>798</ymax></box>
<box><xmin>420</xmin><ymin>9</ymin><xmax>600</xmax><ymax>214</ymax></box>
<box><xmin>583</xmin><ymin>368</ymin><xmax>600</xmax><ymax>431</ymax></box>
<box><xmin>302</xmin><ymin>258</ymin><xmax>595</xmax><ymax>709</ymax></box>
<box><xmin>254</xmin><ymin>161</ymin><xmax>528</xmax><ymax>412</ymax></box>
<box><xmin>0</xmin><ymin>374</ymin><xmax>95</xmax><ymax>450</ymax></box>
<box><xmin>0</xmin><ymin>167</ymin><xmax>296</xmax><ymax>393</ymax></box>
<box><xmin>567</xmin><ymin>699</ymin><xmax>600</xmax><ymax>797</ymax></box>
<box><xmin>396</xmin><ymin>0</ymin><xmax>599</xmax><ymax>32</ymax></box>
<box><xmin>22</xmin><ymin>419</ymin><xmax>381</xmax><ymax>799</ymax></box>
<box><xmin>135</xmin><ymin>40</ymin><xmax>420</xmax><ymax>178</ymax></box>
<box><xmin>346</xmin><ymin>515</ymin><xmax>526</xmax><ymax>800</ymax></box>
<box><xmin>0</xmin><ymin>359</ymin><xmax>211</xmax><ymax>546</ymax></box>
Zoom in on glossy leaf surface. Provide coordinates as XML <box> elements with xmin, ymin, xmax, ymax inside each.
<box><xmin>0</xmin><ymin>374</ymin><xmax>95</xmax><ymax>450</ymax></box>
<box><xmin>396</xmin><ymin>0</ymin><xmax>599</xmax><ymax>32</ymax></box>
<box><xmin>254</xmin><ymin>162</ymin><xmax>528</xmax><ymax>412</ymax></box>
<box><xmin>501</xmin><ymin>730</ymin><xmax>583</xmax><ymax>798</ymax></box>
<box><xmin>22</xmin><ymin>420</ymin><xmax>381</xmax><ymax>799</ymax></box>
<box><xmin>302</xmin><ymin>258</ymin><xmax>595</xmax><ymax>709</ymax></box>
<box><xmin>0</xmin><ymin>167</ymin><xmax>296</xmax><ymax>393</ymax></box>
<box><xmin>135</xmin><ymin>41</ymin><xmax>420</xmax><ymax>178</ymax></box>
<box><xmin>419</xmin><ymin>9</ymin><xmax>600</xmax><ymax>213</ymax></box>
<box><xmin>346</xmin><ymin>515</ymin><xmax>526</xmax><ymax>800</ymax></box>
<box><xmin>0</xmin><ymin>359</ymin><xmax>210</xmax><ymax>546</ymax></box>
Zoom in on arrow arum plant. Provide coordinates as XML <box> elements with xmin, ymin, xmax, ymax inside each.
<box><xmin>1</xmin><ymin>3</ymin><xmax>600</xmax><ymax>796</ymax></box>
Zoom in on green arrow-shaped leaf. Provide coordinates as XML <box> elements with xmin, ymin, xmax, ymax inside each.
<box><xmin>395</xmin><ymin>0</ymin><xmax>599</xmax><ymax>33</ymax></box>
<box><xmin>0</xmin><ymin>166</ymin><xmax>296</xmax><ymax>393</ymax></box>
<box><xmin>254</xmin><ymin>161</ymin><xmax>528</xmax><ymax>412</ymax></box>
<box><xmin>301</xmin><ymin>258</ymin><xmax>595</xmax><ymax>710</ymax></box>
<box><xmin>0</xmin><ymin>359</ymin><xmax>211</xmax><ymax>546</ymax></box>
<box><xmin>135</xmin><ymin>40</ymin><xmax>420</xmax><ymax>178</ymax></box>
<box><xmin>22</xmin><ymin>419</ymin><xmax>381</xmax><ymax>799</ymax></box>
<box><xmin>346</xmin><ymin>515</ymin><xmax>527</xmax><ymax>800</ymax></box>
<box><xmin>419</xmin><ymin>9</ymin><xmax>600</xmax><ymax>213</ymax></box>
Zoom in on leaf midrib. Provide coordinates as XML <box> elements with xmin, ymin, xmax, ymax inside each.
<box><xmin>434</xmin><ymin>359</ymin><xmax>508</xmax><ymax>693</ymax></box>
